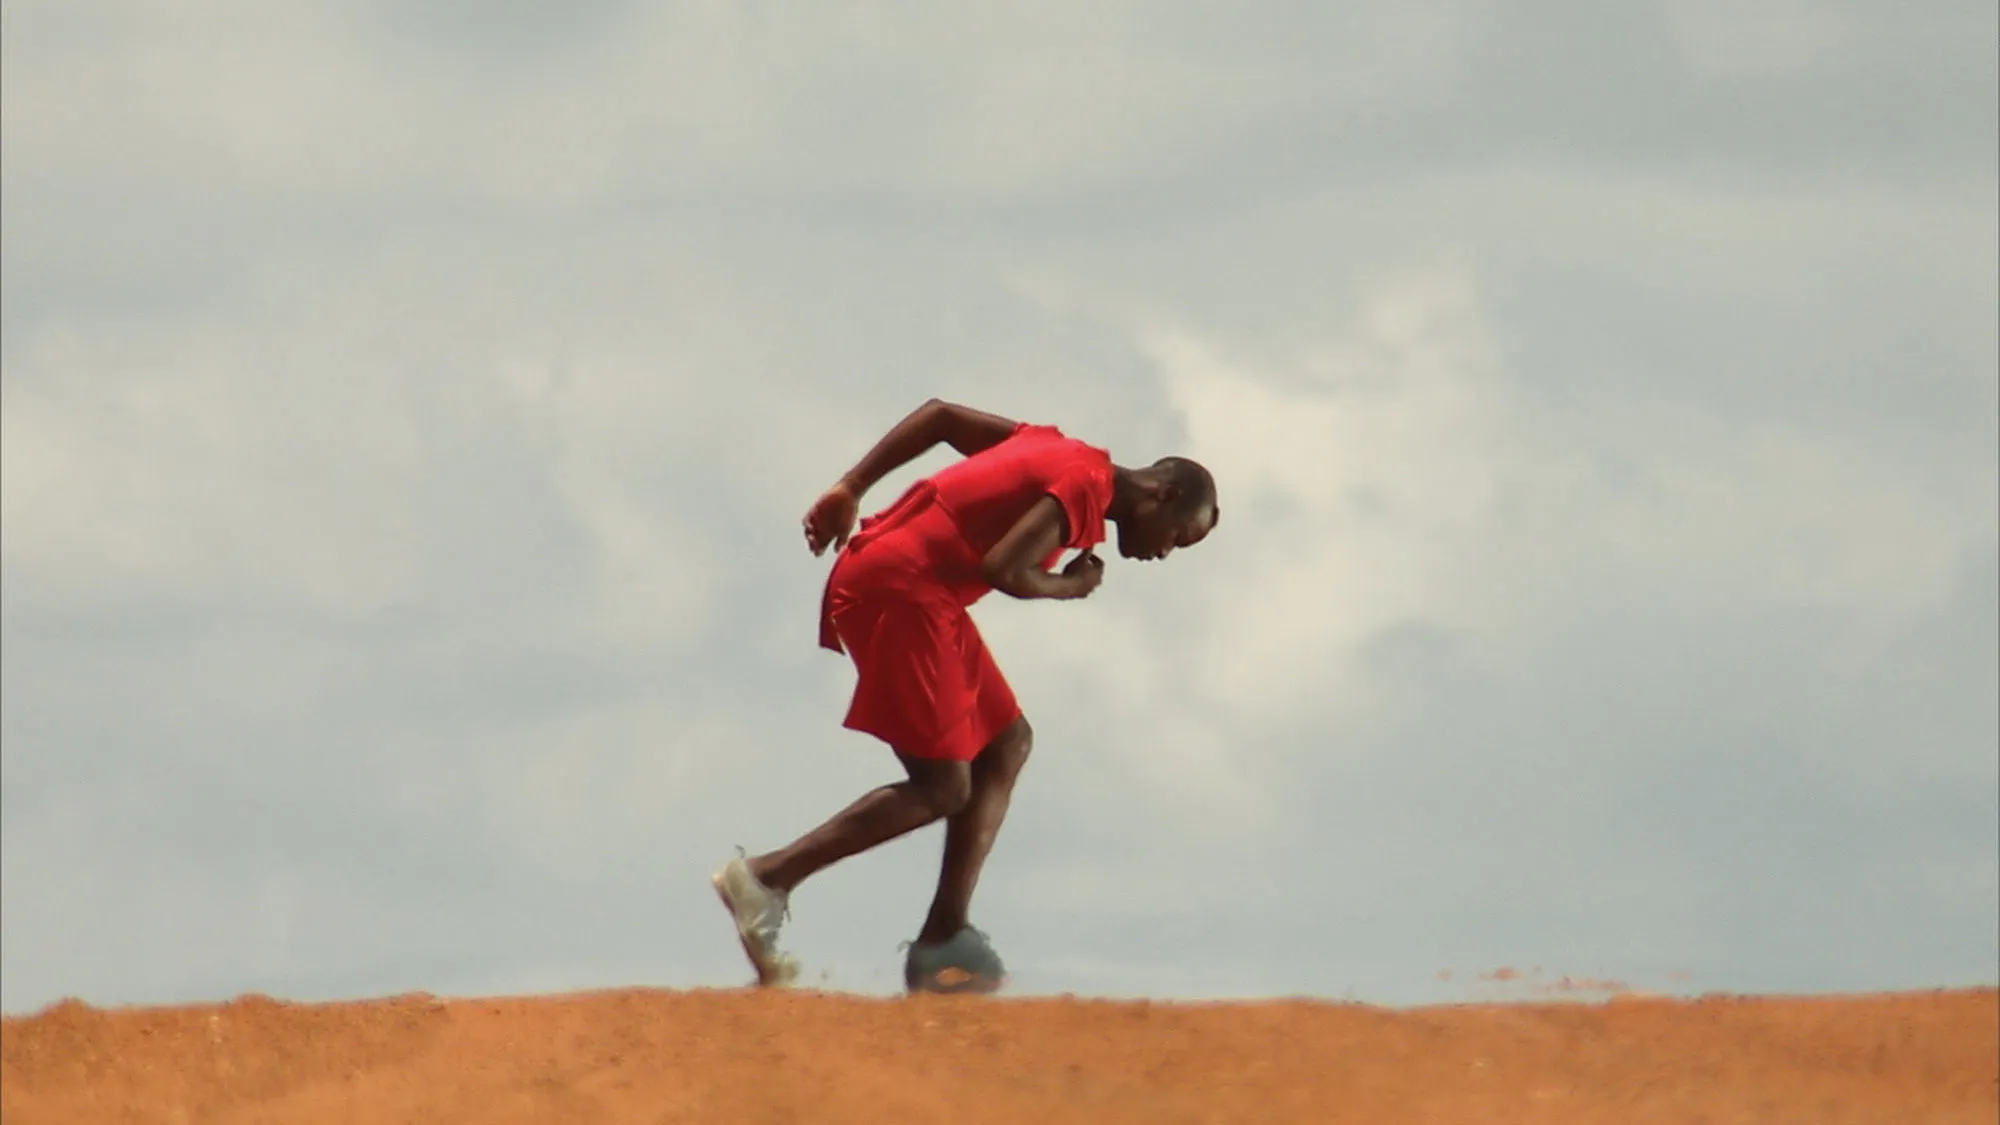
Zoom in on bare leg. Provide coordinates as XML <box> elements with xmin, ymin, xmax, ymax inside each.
<box><xmin>917</xmin><ymin>717</ymin><xmax>1033</xmax><ymax>944</ymax></box>
<box><xmin>748</xmin><ymin>756</ymin><xmax>970</xmax><ymax>894</ymax></box>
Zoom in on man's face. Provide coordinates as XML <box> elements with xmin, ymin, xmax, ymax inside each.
<box><xmin>1115</xmin><ymin>497</ymin><xmax>1216</xmax><ymax>561</ymax></box>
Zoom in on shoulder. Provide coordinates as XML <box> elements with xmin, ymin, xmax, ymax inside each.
<box><xmin>1006</xmin><ymin>423</ymin><xmax>1110</xmax><ymax>463</ymax></box>
<box><xmin>954</xmin><ymin>423</ymin><xmax>1110</xmax><ymax>494</ymax></box>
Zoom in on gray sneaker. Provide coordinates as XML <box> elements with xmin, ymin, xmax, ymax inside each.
<box><xmin>903</xmin><ymin>927</ymin><xmax>1007</xmax><ymax>995</ymax></box>
<box><xmin>711</xmin><ymin>850</ymin><xmax>799</xmax><ymax>988</ymax></box>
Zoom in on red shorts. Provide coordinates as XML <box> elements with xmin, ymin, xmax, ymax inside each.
<box><xmin>819</xmin><ymin>503</ymin><xmax>1021</xmax><ymax>763</ymax></box>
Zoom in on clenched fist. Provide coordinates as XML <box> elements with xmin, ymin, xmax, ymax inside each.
<box><xmin>803</xmin><ymin>481</ymin><xmax>861</xmax><ymax>556</ymax></box>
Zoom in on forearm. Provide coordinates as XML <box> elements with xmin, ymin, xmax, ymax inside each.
<box><xmin>836</xmin><ymin>400</ymin><xmax>948</xmax><ymax>497</ymax></box>
<box><xmin>988</xmin><ymin>567</ymin><xmax>1090</xmax><ymax>601</ymax></box>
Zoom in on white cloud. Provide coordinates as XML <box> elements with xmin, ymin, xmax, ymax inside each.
<box><xmin>0</xmin><ymin>327</ymin><xmax>429</xmax><ymax>616</ymax></box>
<box><xmin>2</xmin><ymin>0</ymin><xmax>1481</xmax><ymax>215</ymax></box>
<box><xmin>1660</xmin><ymin>0</ymin><xmax>1861</xmax><ymax>82</ymax></box>
<box><xmin>1011</xmin><ymin>262</ymin><xmax>1510</xmax><ymax>723</ymax></box>
<box><xmin>1177</xmin><ymin>279</ymin><xmax>1502</xmax><ymax>664</ymax></box>
<box><xmin>1585</xmin><ymin>420</ymin><xmax>1985</xmax><ymax>618</ymax></box>
<box><xmin>976</xmin><ymin>246</ymin><xmax>1994</xmax><ymax>829</ymax></box>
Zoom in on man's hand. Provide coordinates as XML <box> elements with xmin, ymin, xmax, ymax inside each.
<box><xmin>803</xmin><ymin>481</ymin><xmax>861</xmax><ymax>556</ymax></box>
<box><xmin>1060</xmin><ymin>550</ymin><xmax>1105</xmax><ymax>598</ymax></box>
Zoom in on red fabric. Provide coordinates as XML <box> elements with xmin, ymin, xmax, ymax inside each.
<box><xmin>816</xmin><ymin>423</ymin><xmax>1113</xmax><ymax>759</ymax></box>
<box><xmin>925</xmin><ymin>422</ymin><xmax>1114</xmax><ymax>583</ymax></box>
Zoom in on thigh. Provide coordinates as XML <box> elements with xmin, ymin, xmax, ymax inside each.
<box><xmin>956</xmin><ymin>613</ymin><xmax>1024</xmax><ymax>759</ymax></box>
<box><xmin>970</xmin><ymin>714</ymin><xmax>1033</xmax><ymax>785</ymax></box>
<box><xmin>897</xmin><ymin>752</ymin><xmax>972</xmax><ymax>790</ymax></box>
<box><xmin>837</xmin><ymin>593</ymin><xmax>986</xmax><ymax>763</ymax></box>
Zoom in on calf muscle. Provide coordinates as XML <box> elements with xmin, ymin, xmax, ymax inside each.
<box><xmin>748</xmin><ymin>758</ymin><xmax>972</xmax><ymax>893</ymax></box>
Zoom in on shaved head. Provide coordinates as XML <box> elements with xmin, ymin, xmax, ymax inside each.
<box><xmin>1154</xmin><ymin>456</ymin><xmax>1219</xmax><ymax>530</ymax></box>
<box><xmin>1108</xmin><ymin>455</ymin><xmax>1219</xmax><ymax>560</ymax></box>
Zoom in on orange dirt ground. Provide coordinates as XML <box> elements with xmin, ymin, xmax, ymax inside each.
<box><xmin>2</xmin><ymin>986</ymin><xmax>1994</xmax><ymax>1124</ymax></box>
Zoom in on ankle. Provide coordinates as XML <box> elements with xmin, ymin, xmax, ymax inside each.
<box><xmin>916</xmin><ymin>917</ymin><xmax>965</xmax><ymax>945</ymax></box>
<box><xmin>747</xmin><ymin>854</ymin><xmax>793</xmax><ymax>894</ymax></box>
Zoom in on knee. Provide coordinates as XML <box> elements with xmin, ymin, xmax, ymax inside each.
<box><xmin>912</xmin><ymin>763</ymin><xmax>973</xmax><ymax>819</ymax></box>
<box><xmin>981</xmin><ymin>717</ymin><xmax>1033</xmax><ymax>780</ymax></box>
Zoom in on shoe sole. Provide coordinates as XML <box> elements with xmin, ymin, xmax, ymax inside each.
<box><xmin>905</xmin><ymin>930</ymin><xmax>1007</xmax><ymax>996</ymax></box>
<box><xmin>711</xmin><ymin>871</ymin><xmax>794</xmax><ymax>988</ymax></box>
<box><xmin>910</xmin><ymin>968</ymin><xmax>1007</xmax><ymax>995</ymax></box>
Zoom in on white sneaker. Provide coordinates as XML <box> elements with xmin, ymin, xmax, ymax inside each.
<box><xmin>711</xmin><ymin>849</ymin><xmax>799</xmax><ymax>987</ymax></box>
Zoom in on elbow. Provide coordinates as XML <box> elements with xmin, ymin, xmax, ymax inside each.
<box><xmin>922</xmin><ymin>398</ymin><xmax>964</xmax><ymax>446</ymax></box>
<box><xmin>979</xmin><ymin>559</ymin><xmax>1011</xmax><ymax>589</ymax></box>
<box><xmin>918</xmin><ymin>397</ymin><xmax>959</xmax><ymax>448</ymax></box>
<box><xmin>980</xmin><ymin>561</ymin><xmax>1026</xmax><ymax>597</ymax></box>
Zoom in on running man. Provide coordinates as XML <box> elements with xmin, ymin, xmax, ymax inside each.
<box><xmin>713</xmin><ymin>398</ymin><xmax>1219</xmax><ymax>993</ymax></box>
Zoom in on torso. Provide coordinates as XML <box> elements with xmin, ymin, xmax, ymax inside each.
<box><xmin>835</xmin><ymin>424</ymin><xmax>1114</xmax><ymax>606</ymax></box>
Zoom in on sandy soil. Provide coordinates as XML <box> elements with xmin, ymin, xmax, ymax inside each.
<box><xmin>3</xmin><ymin>986</ymin><xmax>1993</xmax><ymax>1124</ymax></box>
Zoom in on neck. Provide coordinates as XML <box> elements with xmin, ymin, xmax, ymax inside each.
<box><xmin>1107</xmin><ymin>465</ymin><xmax>1147</xmax><ymax>522</ymax></box>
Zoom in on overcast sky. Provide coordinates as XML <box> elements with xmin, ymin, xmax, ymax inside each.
<box><xmin>3</xmin><ymin>1</ymin><xmax>1995</xmax><ymax>1014</ymax></box>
